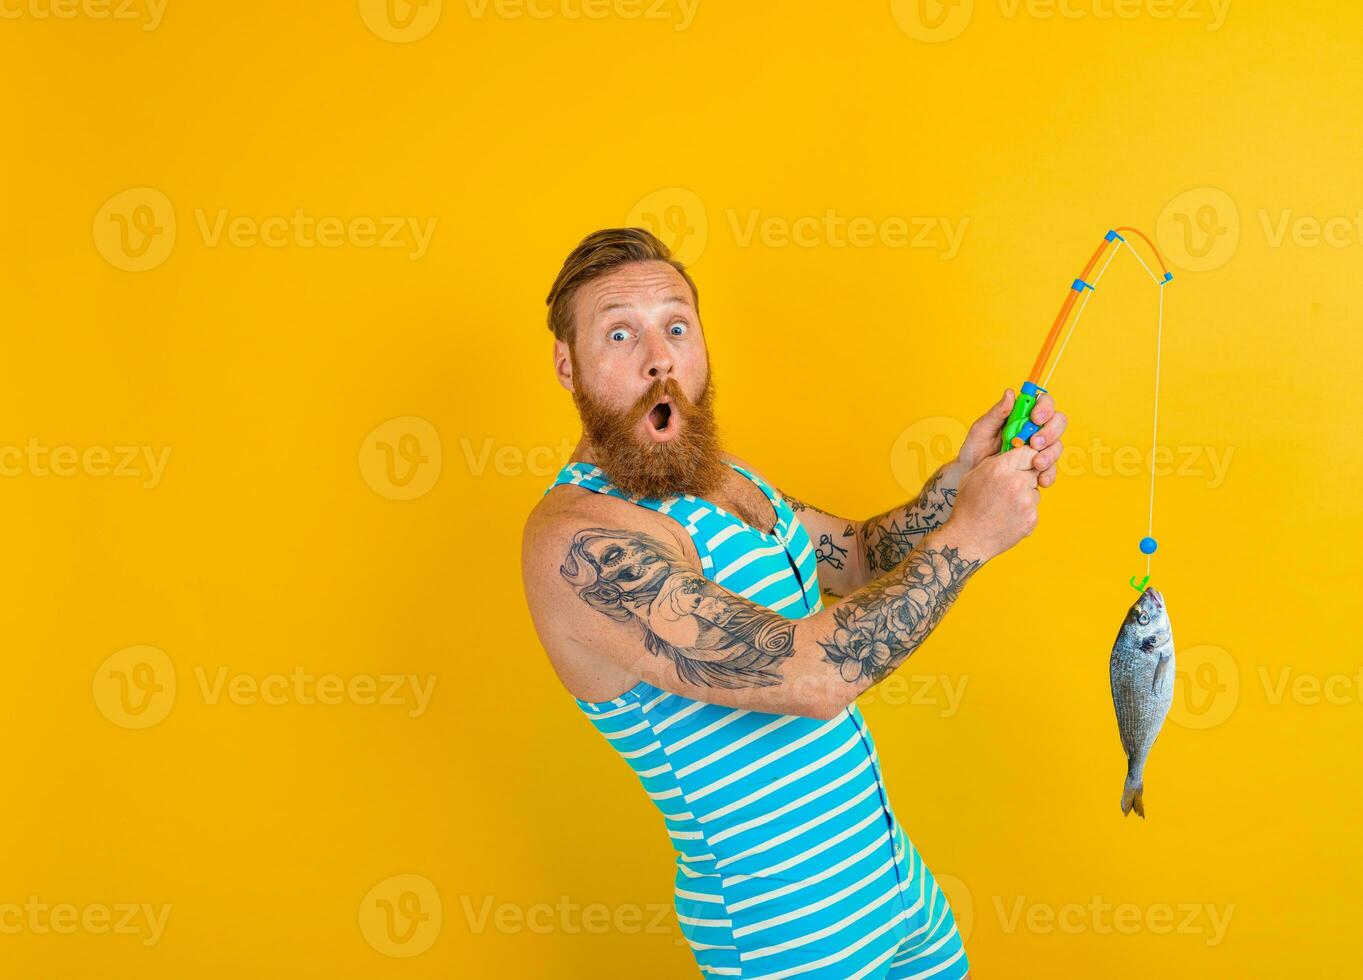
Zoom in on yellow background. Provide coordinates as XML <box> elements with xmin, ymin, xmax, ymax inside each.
<box><xmin>3</xmin><ymin>1</ymin><xmax>1360</xmax><ymax>977</ymax></box>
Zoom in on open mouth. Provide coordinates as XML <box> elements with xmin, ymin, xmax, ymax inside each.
<box><xmin>643</xmin><ymin>399</ymin><xmax>678</xmax><ymax>441</ymax></box>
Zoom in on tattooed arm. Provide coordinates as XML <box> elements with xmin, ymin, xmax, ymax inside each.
<box><xmin>780</xmin><ymin>460</ymin><xmax>966</xmax><ymax>597</ymax></box>
<box><xmin>522</xmin><ymin>460</ymin><xmax>1036</xmax><ymax>719</ymax></box>
<box><xmin>781</xmin><ymin>387</ymin><xmax>1070</xmax><ymax>594</ymax></box>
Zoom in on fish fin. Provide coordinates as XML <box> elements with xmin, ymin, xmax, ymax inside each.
<box><xmin>1151</xmin><ymin>652</ymin><xmax>1172</xmax><ymax>694</ymax></box>
<box><xmin>1121</xmin><ymin>774</ymin><xmax>1145</xmax><ymax>818</ymax></box>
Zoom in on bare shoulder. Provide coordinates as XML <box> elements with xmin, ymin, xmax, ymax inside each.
<box><xmin>521</xmin><ymin>484</ymin><xmax>699</xmax><ymax>634</ymax></box>
<box><xmin>721</xmin><ymin>449</ymin><xmax>770</xmax><ymax>483</ymax></box>
<box><xmin>523</xmin><ymin>484</ymin><xmax>695</xmax><ymax>573</ymax></box>
<box><xmin>521</xmin><ymin>484</ymin><xmax>699</xmax><ymax>701</ymax></box>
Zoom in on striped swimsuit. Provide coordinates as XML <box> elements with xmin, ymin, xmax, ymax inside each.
<box><xmin>547</xmin><ymin>461</ymin><xmax>970</xmax><ymax>980</ymax></box>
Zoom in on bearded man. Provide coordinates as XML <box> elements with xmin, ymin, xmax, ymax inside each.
<box><xmin>522</xmin><ymin>228</ymin><xmax>1066</xmax><ymax>979</ymax></box>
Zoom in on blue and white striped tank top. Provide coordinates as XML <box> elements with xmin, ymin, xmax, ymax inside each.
<box><xmin>546</xmin><ymin>460</ymin><xmax>969</xmax><ymax>979</ymax></box>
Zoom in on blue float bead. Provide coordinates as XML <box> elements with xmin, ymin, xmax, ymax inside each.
<box><xmin>1139</xmin><ymin>536</ymin><xmax>1158</xmax><ymax>555</ymax></box>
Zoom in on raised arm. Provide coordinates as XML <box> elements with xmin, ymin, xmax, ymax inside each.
<box><xmin>780</xmin><ymin>459</ymin><xmax>964</xmax><ymax>598</ymax></box>
<box><xmin>523</xmin><ymin>446</ymin><xmax>1040</xmax><ymax>720</ymax></box>
<box><xmin>784</xmin><ymin>388</ymin><xmax>1068</xmax><ymax>595</ymax></box>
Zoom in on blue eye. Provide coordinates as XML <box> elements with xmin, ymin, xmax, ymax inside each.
<box><xmin>668</xmin><ymin>321</ymin><xmax>687</xmax><ymax>336</ymax></box>
<box><xmin>609</xmin><ymin>328</ymin><xmax>629</xmax><ymax>342</ymax></box>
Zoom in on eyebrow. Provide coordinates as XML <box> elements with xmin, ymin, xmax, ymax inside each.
<box><xmin>597</xmin><ymin>295</ymin><xmax>691</xmax><ymax>315</ymax></box>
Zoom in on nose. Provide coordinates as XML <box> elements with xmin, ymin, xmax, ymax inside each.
<box><xmin>641</xmin><ymin>329</ymin><xmax>674</xmax><ymax>381</ymax></box>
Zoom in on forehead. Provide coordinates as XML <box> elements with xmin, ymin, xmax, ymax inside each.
<box><xmin>574</xmin><ymin>260</ymin><xmax>694</xmax><ymax>326</ymax></box>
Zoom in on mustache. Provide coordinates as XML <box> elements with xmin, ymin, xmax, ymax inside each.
<box><xmin>629</xmin><ymin>376</ymin><xmax>695</xmax><ymax>418</ymax></box>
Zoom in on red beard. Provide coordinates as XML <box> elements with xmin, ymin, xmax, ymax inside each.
<box><xmin>571</xmin><ymin>360</ymin><xmax>728</xmax><ymax>500</ymax></box>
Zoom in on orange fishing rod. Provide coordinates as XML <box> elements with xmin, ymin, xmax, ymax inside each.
<box><xmin>1001</xmin><ymin>227</ymin><xmax>1174</xmax><ymax>451</ymax></box>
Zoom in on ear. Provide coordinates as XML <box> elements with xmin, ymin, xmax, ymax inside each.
<box><xmin>554</xmin><ymin>339</ymin><xmax>574</xmax><ymax>393</ymax></box>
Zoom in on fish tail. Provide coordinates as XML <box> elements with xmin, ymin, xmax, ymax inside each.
<box><xmin>1121</xmin><ymin>771</ymin><xmax>1145</xmax><ymax>818</ymax></box>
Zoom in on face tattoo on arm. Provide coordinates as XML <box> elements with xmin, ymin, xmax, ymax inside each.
<box><xmin>560</xmin><ymin>527</ymin><xmax>798</xmax><ymax>689</ymax></box>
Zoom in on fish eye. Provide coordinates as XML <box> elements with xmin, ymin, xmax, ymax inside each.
<box><xmin>1138</xmin><ymin>612</ymin><xmax>1149</xmax><ymax>626</ymax></box>
<box><xmin>668</xmin><ymin>321</ymin><xmax>687</xmax><ymax>336</ymax></box>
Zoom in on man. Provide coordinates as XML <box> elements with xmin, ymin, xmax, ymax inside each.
<box><xmin>522</xmin><ymin>228</ymin><xmax>1066</xmax><ymax>979</ymax></box>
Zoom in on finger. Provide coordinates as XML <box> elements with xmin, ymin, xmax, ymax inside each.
<box><xmin>1029</xmin><ymin>392</ymin><xmax>1056</xmax><ymax>427</ymax></box>
<box><xmin>1031</xmin><ymin>439</ymin><xmax>1064</xmax><ymax>471</ymax></box>
<box><xmin>1002</xmin><ymin>445</ymin><xmax>1039</xmax><ymax>470</ymax></box>
<box><xmin>974</xmin><ymin>388</ymin><xmax>1015</xmax><ymax>429</ymax></box>
<box><xmin>1037</xmin><ymin>466</ymin><xmax>1058</xmax><ymax>489</ymax></box>
<box><xmin>1027</xmin><ymin>410</ymin><xmax>1068</xmax><ymax>451</ymax></box>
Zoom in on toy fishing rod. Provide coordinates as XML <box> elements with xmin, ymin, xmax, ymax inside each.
<box><xmin>999</xmin><ymin>226</ymin><xmax>1175</xmax><ymax>592</ymax></box>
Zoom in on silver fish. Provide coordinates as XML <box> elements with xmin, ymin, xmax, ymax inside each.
<box><xmin>1109</xmin><ymin>587</ymin><xmax>1175</xmax><ymax>818</ymax></box>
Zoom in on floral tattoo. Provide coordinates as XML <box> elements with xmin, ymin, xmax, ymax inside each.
<box><xmin>819</xmin><ymin>545</ymin><xmax>980</xmax><ymax>684</ymax></box>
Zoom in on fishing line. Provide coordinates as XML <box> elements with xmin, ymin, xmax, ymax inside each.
<box><xmin>1146</xmin><ymin>279</ymin><xmax>1166</xmax><ymax>580</ymax></box>
<box><xmin>1043</xmin><ymin>241</ymin><xmax>1123</xmax><ymax>388</ymax></box>
<box><xmin>998</xmin><ymin>227</ymin><xmax>1175</xmax><ymax>592</ymax></box>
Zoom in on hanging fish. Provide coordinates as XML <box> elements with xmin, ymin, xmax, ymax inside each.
<box><xmin>1109</xmin><ymin>587</ymin><xmax>1175</xmax><ymax>818</ymax></box>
